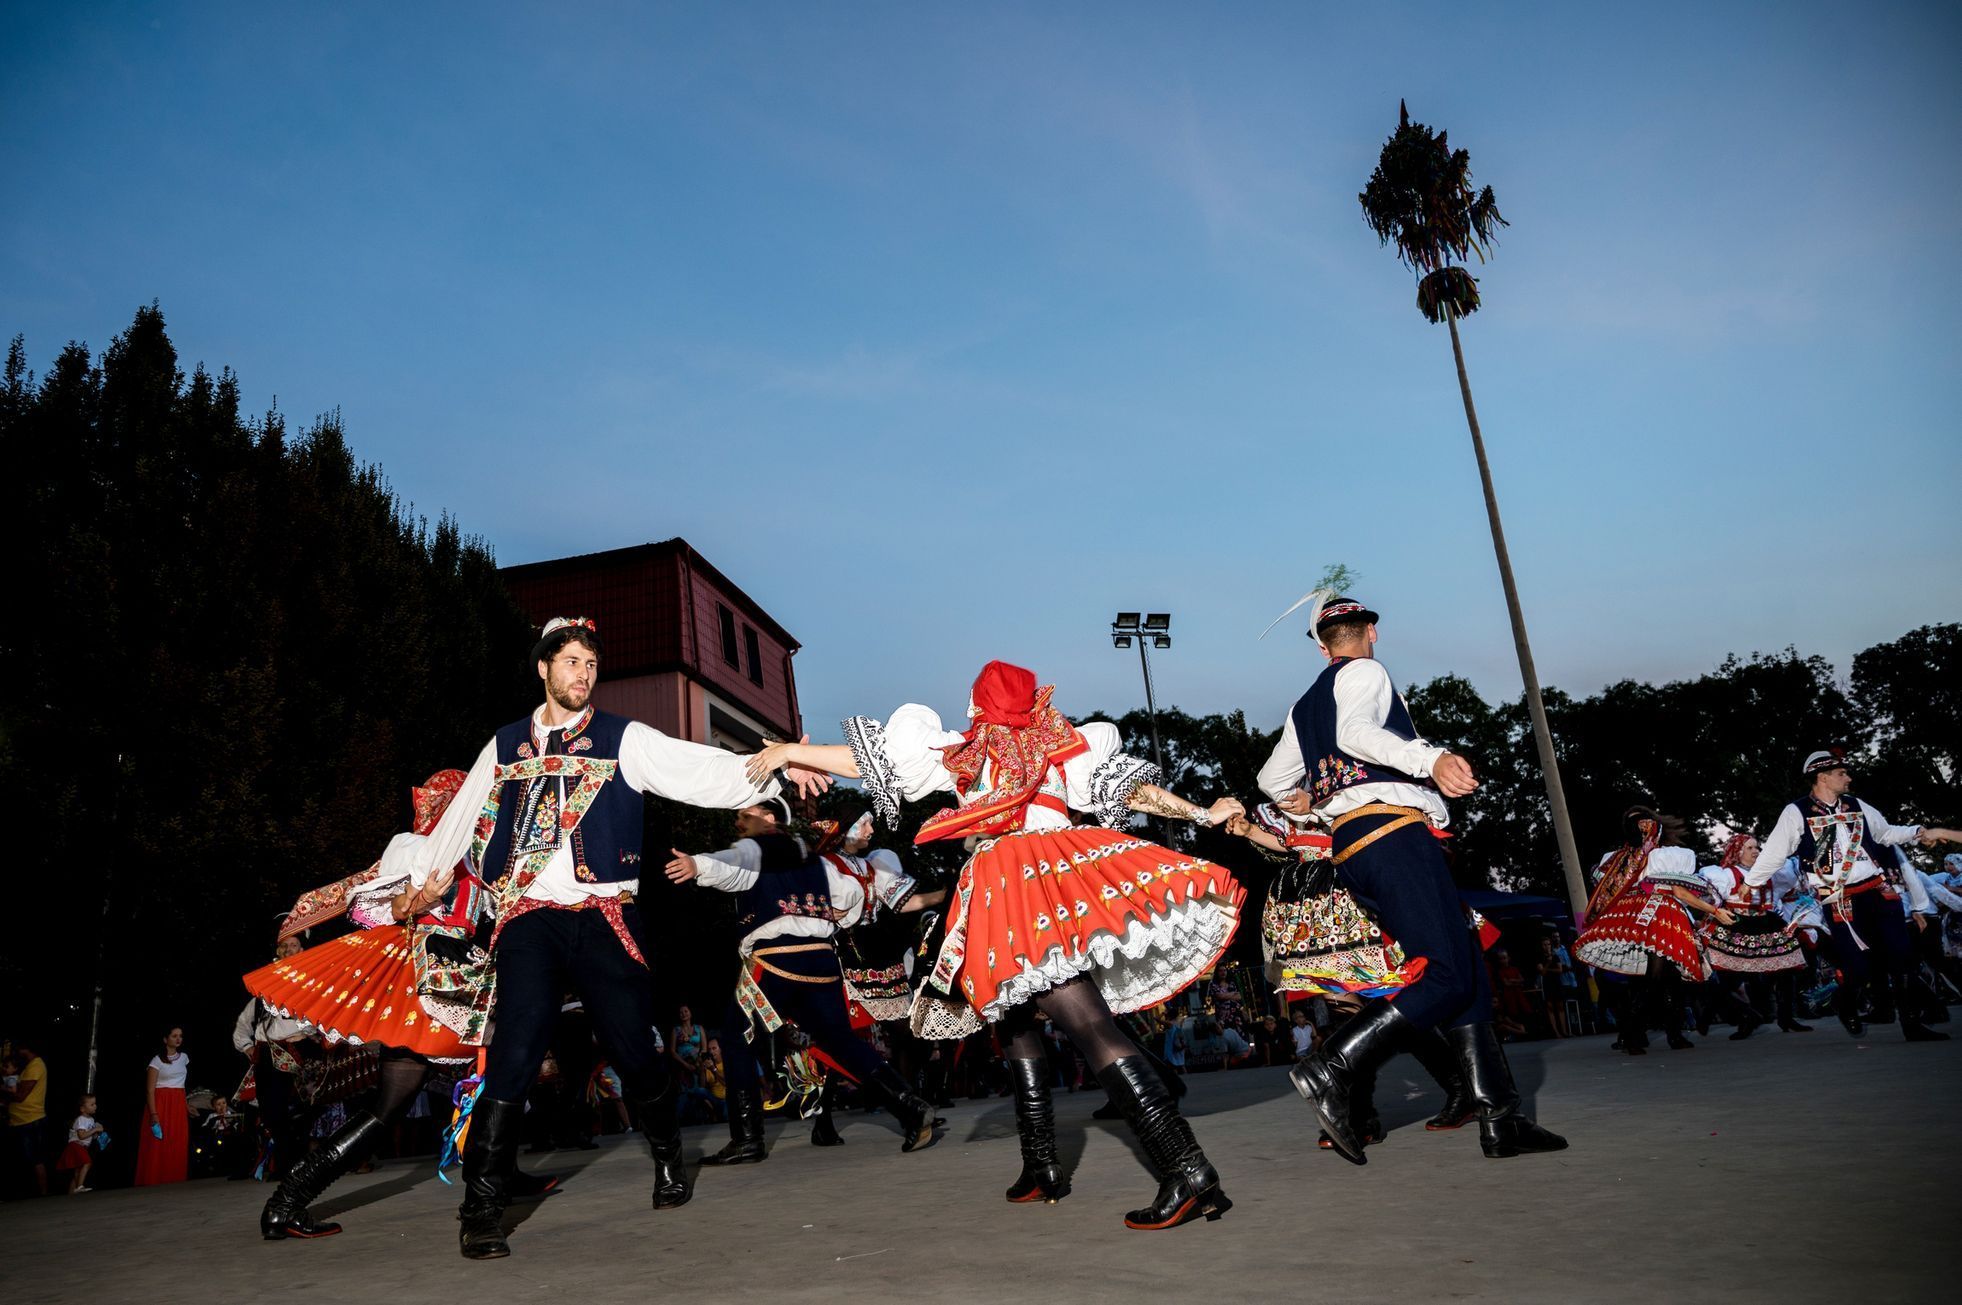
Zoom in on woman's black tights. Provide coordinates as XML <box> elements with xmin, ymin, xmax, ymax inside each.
<box><xmin>996</xmin><ymin>977</ymin><xmax>1136</xmax><ymax>1075</ymax></box>
<box><xmin>374</xmin><ymin>1049</ymin><xmax>434</xmax><ymax>1124</ymax></box>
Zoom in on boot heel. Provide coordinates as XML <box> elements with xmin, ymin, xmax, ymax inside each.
<box><xmin>1203</xmin><ymin>1193</ymin><xmax>1233</xmax><ymax>1221</ymax></box>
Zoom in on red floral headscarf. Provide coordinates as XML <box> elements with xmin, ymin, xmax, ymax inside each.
<box><xmin>412</xmin><ymin>769</ymin><xmax>469</xmax><ymax>835</ymax></box>
<box><xmin>1718</xmin><ymin>832</ymin><xmax>1756</xmax><ymax>871</ymax></box>
<box><xmin>914</xmin><ymin>663</ymin><xmax>1088</xmax><ymax>845</ymax></box>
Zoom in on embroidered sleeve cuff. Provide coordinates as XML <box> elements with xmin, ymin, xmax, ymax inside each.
<box><xmin>1087</xmin><ymin>753</ymin><xmax>1161</xmax><ymax>829</ymax></box>
<box><xmin>843</xmin><ymin>715</ymin><xmax>903</xmax><ymax>830</ymax></box>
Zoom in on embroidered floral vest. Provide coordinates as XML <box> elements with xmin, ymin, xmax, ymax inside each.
<box><xmin>474</xmin><ymin>710</ymin><xmax>645</xmax><ymax>887</ymax></box>
<box><xmin>1291</xmin><ymin>658</ymin><xmax>1433</xmax><ymax>808</ymax></box>
<box><xmin>734</xmin><ymin>834</ymin><xmax>835</xmax><ymax>937</ymax></box>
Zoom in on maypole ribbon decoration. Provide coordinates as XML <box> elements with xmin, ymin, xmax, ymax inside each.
<box><xmin>436</xmin><ymin>1055</ymin><xmax>487</xmax><ymax>1185</ymax></box>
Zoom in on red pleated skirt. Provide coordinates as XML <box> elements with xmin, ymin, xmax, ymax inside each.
<box><xmin>931</xmin><ymin>825</ymin><xmax>1245</xmax><ymax>1025</ymax></box>
<box><xmin>1575</xmin><ymin>890</ymin><xmax>1709</xmax><ymax>982</ymax></box>
<box><xmin>242</xmin><ymin>925</ymin><xmax>472</xmax><ymax>1060</ymax></box>
<box><xmin>133</xmin><ymin>1087</ymin><xmax>188</xmax><ymax>1186</ymax></box>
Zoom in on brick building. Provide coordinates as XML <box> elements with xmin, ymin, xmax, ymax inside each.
<box><xmin>500</xmin><ymin>539</ymin><xmax>801</xmax><ymax>751</ymax></box>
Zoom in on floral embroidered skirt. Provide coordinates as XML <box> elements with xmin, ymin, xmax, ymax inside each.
<box><xmin>243</xmin><ymin>925</ymin><xmax>474</xmax><ymax>1061</ymax></box>
<box><xmin>1575</xmin><ymin>890</ymin><xmax>1710</xmax><ymax>982</ymax></box>
<box><xmin>1703</xmin><ymin>909</ymin><xmax>1806</xmax><ymax>973</ymax></box>
<box><xmin>839</xmin><ymin>916</ymin><xmax>918</xmax><ymax>1023</ymax></box>
<box><xmin>911</xmin><ymin>826</ymin><xmax>1244</xmax><ymax>1039</ymax></box>
<box><xmin>1261</xmin><ymin>857</ymin><xmax>1426</xmax><ymax>999</ymax></box>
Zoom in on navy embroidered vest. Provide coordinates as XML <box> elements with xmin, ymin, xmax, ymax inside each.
<box><xmin>1789</xmin><ymin>797</ymin><xmax>1892</xmax><ymax>877</ymax></box>
<box><xmin>477</xmin><ymin>710</ymin><xmax>646</xmax><ymax>887</ymax></box>
<box><xmin>734</xmin><ymin>833</ymin><xmax>833</xmax><ymax>936</ymax></box>
<box><xmin>1291</xmin><ymin>657</ymin><xmax>1432</xmax><ymax>808</ymax></box>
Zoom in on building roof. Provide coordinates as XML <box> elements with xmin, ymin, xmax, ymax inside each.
<box><xmin>500</xmin><ymin>538</ymin><xmax>800</xmax><ymax>651</ymax></box>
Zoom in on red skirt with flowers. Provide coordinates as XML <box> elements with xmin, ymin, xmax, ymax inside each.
<box><xmin>1575</xmin><ymin>888</ymin><xmax>1710</xmax><ymax>982</ymax></box>
<box><xmin>911</xmin><ymin>825</ymin><xmax>1245</xmax><ymax>1039</ymax></box>
<box><xmin>243</xmin><ymin>925</ymin><xmax>473</xmax><ymax>1060</ymax></box>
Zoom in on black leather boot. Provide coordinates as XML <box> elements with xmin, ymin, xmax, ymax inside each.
<box><xmin>809</xmin><ymin>1080</ymin><xmax>844</xmax><ymax>1147</ymax></box>
<box><xmin>1316</xmin><ymin>1062</ymin><xmax>1382</xmax><ymax>1151</ymax></box>
<box><xmin>507</xmin><ymin>1166</ymin><xmax>561</xmax><ymax>1201</ymax></box>
<box><xmin>259</xmin><ymin>1110</ymin><xmax>386</xmax><ymax>1240</ymax></box>
<box><xmin>457</xmin><ymin>1097</ymin><xmax>522</xmax><ymax>1259</ymax></box>
<box><xmin>863</xmin><ymin>1064</ymin><xmax>938</xmax><ymax>1152</ymax></box>
<box><xmin>634</xmin><ymin>1088</ymin><xmax>692</xmax><ymax>1208</ymax></box>
<box><xmin>1096</xmin><ymin>1056</ymin><xmax>1229</xmax><ymax>1230</ymax></box>
<box><xmin>701</xmin><ymin>1084</ymin><xmax>767</xmax><ymax>1165</ymax></box>
<box><xmin>1447</xmin><ymin>1023</ymin><xmax>1568</xmax><ymax>1159</ymax></box>
<box><xmin>1402</xmin><ymin>1026</ymin><xmax>1474</xmax><ymax>1130</ymax></box>
<box><xmin>1899</xmin><ymin>974</ymin><xmax>1951</xmax><ymax>1042</ymax></box>
<box><xmin>1004</xmin><ymin>1058</ymin><xmax>1068</xmax><ymax>1204</ymax></box>
<box><xmin>1836</xmin><ymin>979</ymin><xmax>1866</xmax><ymax>1037</ymax></box>
<box><xmin>1290</xmin><ymin>999</ymin><xmax>1407</xmax><ymax>1165</ymax></box>
<box><xmin>1094</xmin><ymin>1040</ymin><xmax>1183</xmax><ymax>1120</ymax></box>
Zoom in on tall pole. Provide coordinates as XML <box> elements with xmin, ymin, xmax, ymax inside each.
<box><xmin>1446</xmin><ymin>307</ymin><xmax>1588</xmax><ymax>916</ymax></box>
<box><xmin>1136</xmin><ymin>639</ymin><xmax>1167</xmax><ymax>780</ymax></box>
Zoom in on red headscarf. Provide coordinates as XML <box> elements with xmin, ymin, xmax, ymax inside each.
<box><xmin>914</xmin><ymin>663</ymin><xmax>1088</xmax><ymax>845</ymax></box>
<box><xmin>1585</xmin><ymin>818</ymin><xmax>1659</xmax><ymax>924</ymax></box>
<box><xmin>412</xmin><ymin>769</ymin><xmax>468</xmax><ymax>835</ymax></box>
<box><xmin>1718</xmin><ymin>832</ymin><xmax>1756</xmax><ymax>871</ymax></box>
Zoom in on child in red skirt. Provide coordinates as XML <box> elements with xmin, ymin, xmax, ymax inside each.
<box><xmin>60</xmin><ymin>1095</ymin><xmax>106</xmax><ymax>1193</ymax></box>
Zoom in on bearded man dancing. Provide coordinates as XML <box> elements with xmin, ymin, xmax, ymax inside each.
<box><xmin>1257</xmin><ymin>592</ymin><xmax>1566</xmax><ymax>1164</ymax></box>
<box><xmin>390</xmin><ymin>617</ymin><xmax>826</xmax><ymax>1259</ymax></box>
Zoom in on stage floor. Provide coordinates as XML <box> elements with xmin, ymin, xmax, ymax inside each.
<box><xmin>6</xmin><ymin>1023</ymin><xmax>1953</xmax><ymax>1304</ymax></box>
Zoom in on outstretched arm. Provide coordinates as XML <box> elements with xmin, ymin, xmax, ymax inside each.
<box><xmin>1129</xmin><ymin>785</ymin><xmax>1243</xmax><ymax>827</ymax></box>
<box><xmin>745</xmin><ymin>740</ymin><xmax>857</xmax><ymax>785</ymax></box>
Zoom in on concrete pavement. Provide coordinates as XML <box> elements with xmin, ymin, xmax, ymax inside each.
<box><xmin>4</xmin><ymin>1025</ymin><xmax>1953</xmax><ymax>1304</ymax></box>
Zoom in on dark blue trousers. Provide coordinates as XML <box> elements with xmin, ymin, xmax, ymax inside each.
<box><xmin>1826</xmin><ymin>886</ymin><xmax>1915</xmax><ymax>1018</ymax></box>
<box><xmin>720</xmin><ymin>942</ymin><xmax>889</xmax><ymax>1091</ymax></box>
<box><xmin>483</xmin><ymin>904</ymin><xmax>666</xmax><ymax>1102</ymax></box>
<box><xmin>1334</xmin><ymin>812</ymin><xmax>1490</xmax><ymax>1032</ymax></box>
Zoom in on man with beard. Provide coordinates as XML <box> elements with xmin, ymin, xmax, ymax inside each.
<box><xmin>1742</xmin><ymin>750</ymin><xmax>1962</xmax><ymax>1042</ymax></box>
<box><xmin>392</xmin><ymin>617</ymin><xmax>827</xmax><ymax>1259</ymax></box>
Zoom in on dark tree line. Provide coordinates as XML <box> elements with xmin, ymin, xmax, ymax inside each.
<box><xmin>3</xmin><ymin>306</ymin><xmax>534</xmax><ymax>1153</ymax></box>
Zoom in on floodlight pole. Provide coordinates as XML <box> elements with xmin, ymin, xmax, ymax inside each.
<box><xmin>1135</xmin><ymin>637</ymin><xmax>1167</xmax><ymax>781</ymax></box>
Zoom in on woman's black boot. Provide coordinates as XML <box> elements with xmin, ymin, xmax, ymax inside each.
<box><xmin>1096</xmin><ymin>1056</ymin><xmax>1229</xmax><ymax>1231</ymax></box>
<box><xmin>259</xmin><ymin>1110</ymin><xmax>386</xmax><ymax>1240</ymax></box>
<box><xmin>1004</xmin><ymin>1058</ymin><xmax>1069</xmax><ymax>1203</ymax></box>
<box><xmin>1409</xmin><ymin>1027</ymin><xmax>1475</xmax><ymax>1130</ymax></box>
<box><xmin>863</xmin><ymin>1064</ymin><xmax>939</xmax><ymax>1152</ymax></box>
<box><xmin>457</xmin><ymin>1097</ymin><xmax>523</xmax><ymax>1259</ymax></box>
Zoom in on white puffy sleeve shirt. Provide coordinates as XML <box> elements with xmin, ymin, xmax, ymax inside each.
<box><xmin>691</xmin><ymin>836</ymin><xmax>867</xmax><ymax>947</ymax></box>
<box><xmin>397</xmin><ymin>711</ymin><xmax>782</xmax><ymax>905</ymax></box>
<box><xmin>843</xmin><ymin>706</ymin><xmax>1158</xmax><ymax>832</ymax></box>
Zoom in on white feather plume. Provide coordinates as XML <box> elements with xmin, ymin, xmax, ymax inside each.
<box><xmin>1259</xmin><ymin>587</ymin><xmax>1335</xmax><ymax>641</ymax></box>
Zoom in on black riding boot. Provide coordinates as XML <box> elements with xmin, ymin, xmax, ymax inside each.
<box><xmin>809</xmin><ymin>1079</ymin><xmax>844</xmax><ymax>1147</ymax></box>
<box><xmin>1316</xmin><ymin>1062</ymin><xmax>1381</xmax><ymax>1151</ymax></box>
<box><xmin>635</xmin><ymin>1088</ymin><xmax>692</xmax><ymax>1208</ymax></box>
<box><xmin>1899</xmin><ymin>973</ymin><xmax>1951</xmax><ymax>1042</ymax></box>
<box><xmin>701</xmin><ymin>1084</ymin><xmax>767</xmax><ymax>1165</ymax></box>
<box><xmin>1447</xmin><ymin>1023</ymin><xmax>1568</xmax><ymax>1159</ymax></box>
<box><xmin>1290</xmin><ymin>999</ymin><xmax>1408</xmax><ymax>1164</ymax></box>
<box><xmin>259</xmin><ymin>1110</ymin><xmax>386</xmax><ymax>1240</ymax></box>
<box><xmin>1094</xmin><ymin>1040</ymin><xmax>1184</xmax><ymax>1120</ymax></box>
<box><xmin>1774</xmin><ymin>971</ymin><xmax>1812</xmax><ymax>1032</ymax></box>
<box><xmin>862</xmin><ymin>1064</ymin><xmax>939</xmax><ymax>1153</ymax></box>
<box><xmin>457</xmin><ymin>1097</ymin><xmax>523</xmax><ymax>1260</ymax></box>
<box><xmin>1410</xmin><ymin>1026</ymin><xmax>1475</xmax><ymax>1130</ymax></box>
<box><xmin>1724</xmin><ymin>980</ymin><xmax>1768</xmax><ymax>1041</ymax></box>
<box><xmin>1835</xmin><ymin>977</ymin><xmax>1867</xmax><ymax>1037</ymax></box>
<box><xmin>1004</xmin><ymin>1058</ymin><xmax>1069</xmax><ymax>1204</ymax></box>
<box><xmin>1097</xmin><ymin>1056</ymin><xmax>1228</xmax><ymax>1230</ymax></box>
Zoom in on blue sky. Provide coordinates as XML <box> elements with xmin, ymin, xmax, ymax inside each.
<box><xmin>7</xmin><ymin>2</ymin><xmax>1959</xmax><ymax>739</ymax></box>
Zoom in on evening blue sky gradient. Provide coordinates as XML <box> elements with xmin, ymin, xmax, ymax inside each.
<box><xmin>6</xmin><ymin>2</ymin><xmax>1960</xmax><ymax>739</ymax></box>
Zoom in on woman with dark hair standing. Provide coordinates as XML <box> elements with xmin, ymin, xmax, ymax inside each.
<box><xmin>134</xmin><ymin>1027</ymin><xmax>192</xmax><ymax>1186</ymax></box>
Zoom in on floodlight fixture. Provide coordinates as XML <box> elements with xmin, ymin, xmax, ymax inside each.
<box><xmin>1142</xmin><ymin>613</ymin><xmax>1171</xmax><ymax>633</ymax></box>
<box><xmin>1114</xmin><ymin>612</ymin><xmax>1142</xmax><ymax>632</ymax></box>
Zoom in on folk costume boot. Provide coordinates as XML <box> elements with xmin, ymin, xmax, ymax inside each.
<box><xmin>1291</xmin><ymin>999</ymin><xmax>1408</xmax><ymax>1165</ymax></box>
<box><xmin>809</xmin><ymin>1080</ymin><xmax>845</xmax><ymax>1147</ymax></box>
<box><xmin>1406</xmin><ymin>1026</ymin><xmax>1476</xmax><ymax>1130</ymax></box>
<box><xmin>635</xmin><ymin>1089</ymin><xmax>692</xmax><ymax>1209</ymax></box>
<box><xmin>702</xmin><ymin>1084</ymin><xmax>767</xmax><ymax>1165</ymax></box>
<box><xmin>1004</xmin><ymin>1058</ymin><xmax>1069</xmax><ymax>1204</ymax></box>
<box><xmin>1316</xmin><ymin>1062</ymin><xmax>1383</xmax><ymax>1151</ymax></box>
<box><xmin>457</xmin><ymin>1097</ymin><xmax>523</xmax><ymax>1260</ymax></box>
<box><xmin>1447</xmin><ymin>1023</ymin><xmax>1568</xmax><ymax>1159</ymax></box>
<box><xmin>1774</xmin><ymin>973</ymin><xmax>1812</xmax><ymax>1032</ymax></box>
<box><xmin>864</xmin><ymin>1064</ymin><xmax>939</xmax><ymax>1153</ymax></box>
<box><xmin>1095</xmin><ymin>1056</ymin><xmax>1230</xmax><ymax>1231</ymax></box>
<box><xmin>1898</xmin><ymin>974</ymin><xmax>1951</xmax><ymax>1042</ymax></box>
<box><xmin>1094</xmin><ymin>1042</ymin><xmax>1184</xmax><ymax>1121</ymax></box>
<box><xmin>259</xmin><ymin>1110</ymin><xmax>387</xmax><ymax>1240</ymax></box>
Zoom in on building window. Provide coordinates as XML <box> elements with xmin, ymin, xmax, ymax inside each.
<box><xmin>718</xmin><ymin>604</ymin><xmax>739</xmax><ymax>667</ymax></box>
<box><xmin>744</xmin><ymin>626</ymin><xmax>764</xmax><ymax>685</ymax></box>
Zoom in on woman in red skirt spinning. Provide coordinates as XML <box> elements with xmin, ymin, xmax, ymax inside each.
<box><xmin>747</xmin><ymin>661</ymin><xmax>1246</xmax><ymax>1231</ymax></box>
<box><xmin>1575</xmin><ymin>807</ymin><xmax>1736</xmax><ymax>1052</ymax></box>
